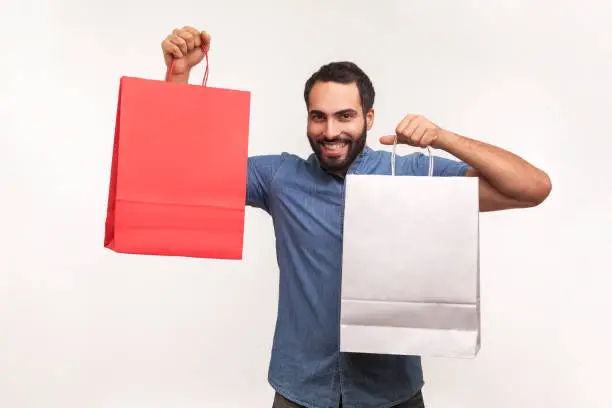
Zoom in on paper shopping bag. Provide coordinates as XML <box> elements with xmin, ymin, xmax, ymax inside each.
<box><xmin>104</xmin><ymin>49</ymin><xmax>250</xmax><ymax>259</ymax></box>
<box><xmin>340</xmin><ymin>144</ymin><xmax>480</xmax><ymax>358</ymax></box>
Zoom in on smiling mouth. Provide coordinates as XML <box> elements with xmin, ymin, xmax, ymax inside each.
<box><xmin>320</xmin><ymin>140</ymin><xmax>350</xmax><ymax>156</ymax></box>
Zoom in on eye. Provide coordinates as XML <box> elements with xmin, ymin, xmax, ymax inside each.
<box><xmin>311</xmin><ymin>112</ymin><xmax>325</xmax><ymax>121</ymax></box>
<box><xmin>340</xmin><ymin>112</ymin><xmax>355</xmax><ymax>121</ymax></box>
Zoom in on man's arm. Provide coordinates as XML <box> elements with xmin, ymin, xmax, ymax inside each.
<box><xmin>380</xmin><ymin>114</ymin><xmax>552</xmax><ymax>212</ymax></box>
<box><xmin>437</xmin><ymin>131</ymin><xmax>552</xmax><ymax>212</ymax></box>
<box><xmin>246</xmin><ymin>154</ymin><xmax>288</xmax><ymax>213</ymax></box>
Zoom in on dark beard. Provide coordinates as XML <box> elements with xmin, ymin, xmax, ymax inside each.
<box><xmin>308</xmin><ymin>125</ymin><xmax>367</xmax><ymax>173</ymax></box>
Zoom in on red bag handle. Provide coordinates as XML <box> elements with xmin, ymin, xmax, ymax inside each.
<box><xmin>166</xmin><ymin>44</ymin><xmax>209</xmax><ymax>87</ymax></box>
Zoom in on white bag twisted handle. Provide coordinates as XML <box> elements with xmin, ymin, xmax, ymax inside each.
<box><xmin>391</xmin><ymin>134</ymin><xmax>434</xmax><ymax>177</ymax></box>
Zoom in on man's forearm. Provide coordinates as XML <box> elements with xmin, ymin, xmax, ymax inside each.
<box><xmin>436</xmin><ymin>130</ymin><xmax>552</xmax><ymax>204</ymax></box>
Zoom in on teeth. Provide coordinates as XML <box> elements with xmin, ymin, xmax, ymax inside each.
<box><xmin>324</xmin><ymin>142</ymin><xmax>347</xmax><ymax>150</ymax></box>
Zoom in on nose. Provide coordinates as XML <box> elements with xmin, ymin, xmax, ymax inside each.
<box><xmin>323</xmin><ymin>119</ymin><xmax>341</xmax><ymax>139</ymax></box>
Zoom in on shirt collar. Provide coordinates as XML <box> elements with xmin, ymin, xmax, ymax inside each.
<box><xmin>347</xmin><ymin>145</ymin><xmax>372</xmax><ymax>175</ymax></box>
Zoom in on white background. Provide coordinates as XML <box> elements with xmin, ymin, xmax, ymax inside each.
<box><xmin>2</xmin><ymin>1</ymin><xmax>611</xmax><ymax>407</ymax></box>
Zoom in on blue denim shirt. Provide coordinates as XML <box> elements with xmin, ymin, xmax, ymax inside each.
<box><xmin>246</xmin><ymin>146</ymin><xmax>469</xmax><ymax>408</ymax></box>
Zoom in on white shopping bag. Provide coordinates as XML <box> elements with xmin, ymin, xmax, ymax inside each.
<box><xmin>340</xmin><ymin>142</ymin><xmax>480</xmax><ymax>358</ymax></box>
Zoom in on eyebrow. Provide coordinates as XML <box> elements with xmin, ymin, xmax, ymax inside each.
<box><xmin>309</xmin><ymin>109</ymin><xmax>358</xmax><ymax>116</ymax></box>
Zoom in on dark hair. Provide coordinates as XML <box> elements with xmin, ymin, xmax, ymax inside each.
<box><xmin>304</xmin><ymin>61</ymin><xmax>375</xmax><ymax>115</ymax></box>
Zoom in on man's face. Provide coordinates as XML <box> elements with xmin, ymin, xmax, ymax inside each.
<box><xmin>307</xmin><ymin>81</ymin><xmax>374</xmax><ymax>174</ymax></box>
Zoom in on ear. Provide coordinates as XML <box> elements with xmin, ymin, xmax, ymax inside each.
<box><xmin>365</xmin><ymin>108</ymin><xmax>375</xmax><ymax>130</ymax></box>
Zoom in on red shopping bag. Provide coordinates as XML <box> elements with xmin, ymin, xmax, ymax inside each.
<box><xmin>104</xmin><ymin>48</ymin><xmax>250</xmax><ymax>259</ymax></box>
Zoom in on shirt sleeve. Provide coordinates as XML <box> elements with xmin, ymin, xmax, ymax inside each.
<box><xmin>412</xmin><ymin>152</ymin><xmax>470</xmax><ymax>177</ymax></box>
<box><xmin>246</xmin><ymin>154</ymin><xmax>287</xmax><ymax>212</ymax></box>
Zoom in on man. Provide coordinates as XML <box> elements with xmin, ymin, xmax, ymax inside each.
<box><xmin>161</xmin><ymin>26</ymin><xmax>552</xmax><ymax>408</ymax></box>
